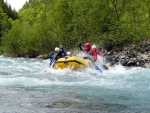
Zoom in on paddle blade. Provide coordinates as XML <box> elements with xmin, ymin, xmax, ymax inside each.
<box><xmin>95</xmin><ymin>65</ymin><xmax>102</xmax><ymax>73</ymax></box>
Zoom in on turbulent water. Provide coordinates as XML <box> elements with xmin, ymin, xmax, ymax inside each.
<box><xmin>0</xmin><ymin>55</ymin><xmax>150</xmax><ymax>113</ymax></box>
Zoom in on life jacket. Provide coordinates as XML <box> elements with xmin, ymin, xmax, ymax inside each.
<box><xmin>90</xmin><ymin>48</ymin><xmax>101</xmax><ymax>61</ymax></box>
<box><xmin>58</xmin><ymin>48</ymin><xmax>67</xmax><ymax>57</ymax></box>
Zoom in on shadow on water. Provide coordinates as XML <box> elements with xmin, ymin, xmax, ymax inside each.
<box><xmin>44</xmin><ymin>100</ymin><xmax>136</xmax><ymax>113</ymax></box>
<box><xmin>43</xmin><ymin>92</ymin><xmax>135</xmax><ymax>113</ymax></box>
<box><xmin>42</xmin><ymin>87</ymin><xmax>149</xmax><ymax>113</ymax></box>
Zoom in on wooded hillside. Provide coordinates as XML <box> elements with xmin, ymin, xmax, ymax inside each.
<box><xmin>1</xmin><ymin>0</ymin><xmax>150</xmax><ymax>57</ymax></box>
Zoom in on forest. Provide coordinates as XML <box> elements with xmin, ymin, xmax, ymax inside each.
<box><xmin>0</xmin><ymin>0</ymin><xmax>150</xmax><ymax>57</ymax></box>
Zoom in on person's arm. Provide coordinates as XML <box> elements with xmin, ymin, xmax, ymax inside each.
<box><xmin>89</xmin><ymin>49</ymin><xmax>97</xmax><ymax>61</ymax></box>
<box><xmin>97</xmin><ymin>50</ymin><xmax>102</xmax><ymax>56</ymax></box>
<box><xmin>79</xmin><ymin>44</ymin><xmax>84</xmax><ymax>51</ymax></box>
<box><xmin>93</xmin><ymin>52</ymin><xmax>97</xmax><ymax>61</ymax></box>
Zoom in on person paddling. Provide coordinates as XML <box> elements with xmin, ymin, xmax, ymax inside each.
<box><xmin>52</xmin><ymin>46</ymin><xmax>67</xmax><ymax>61</ymax></box>
<box><xmin>90</xmin><ymin>45</ymin><xmax>108</xmax><ymax>70</ymax></box>
<box><xmin>79</xmin><ymin>43</ymin><xmax>108</xmax><ymax>70</ymax></box>
<box><xmin>49</xmin><ymin>45</ymin><xmax>67</xmax><ymax>67</ymax></box>
<box><xmin>89</xmin><ymin>45</ymin><xmax>102</xmax><ymax>62</ymax></box>
<box><xmin>79</xmin><ymin>42</ymin><xmax>91</xmax><ymax>54</ymax></box>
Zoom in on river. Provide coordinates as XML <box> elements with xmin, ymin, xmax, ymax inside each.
<box><xmin>0</xmin><ymin>55</ymin><xmax>150</xmax><ymax>113</ymax></box>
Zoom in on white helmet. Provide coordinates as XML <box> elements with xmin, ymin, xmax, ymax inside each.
<box><xmin>67</xmin><ymin>51</ymin><xmax>71</xmax><ymax>56</ymax></box>
<box><xmin>55</xmin><ymin>47</ymin><xmax>59</xmax><ymax>52</ymax></box>
<box><xmin>92</xmin><ymin>45</ymin><xmax>96</xmax><ymax>49</ymax></box>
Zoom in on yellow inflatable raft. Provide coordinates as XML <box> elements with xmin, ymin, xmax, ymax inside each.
<box><xmin>54</xmin><ymin>56</ymin><xmax>92</xmax><ymax>70</ymax></box>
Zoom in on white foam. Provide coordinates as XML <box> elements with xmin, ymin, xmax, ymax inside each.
<box><xmin>0</xmin><ymin>56</ymin><xmax>149</xmax><ymax>91</ymax></box>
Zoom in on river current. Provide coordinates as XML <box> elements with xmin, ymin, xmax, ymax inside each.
<box><xmin>0</xmin><ymin>55</ymin><xmax>150</xmax><ymax>113</ymax></box>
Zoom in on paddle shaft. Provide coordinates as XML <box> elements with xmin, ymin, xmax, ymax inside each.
<box><xmin>49</xmin><ymin>54</ymin><xmax>58</xmax><ymax>68</ymax></box>
<box><xmin>82</xmin><ymin>47</ymin><xmax>98</xmax><ymax>66</ymax></box>
<box><xmin>81</xmin><ymin>46</ymin><xmax>93</xmax><ymax>62</ymax></box>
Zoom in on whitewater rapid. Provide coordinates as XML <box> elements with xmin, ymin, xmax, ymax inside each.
<box><xmin>0</xmin><ymin>55</ymin><xmax>150</xmax><ymax>113</ymax></box>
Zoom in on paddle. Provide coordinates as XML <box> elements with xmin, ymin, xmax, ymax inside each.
<box><xmin>95</xmin><ymin>65</ymin><xmax>103</xmax><ymax>73</ymax></box>
<box><xmin>81</xmin><ymin>47</ymin><xmax>103</xmax><ymax>74</ymax></box>
<box><xmin>49</xmin><ymin>54</ymin><xmax>58</xmax><ymax>68</ymax></box>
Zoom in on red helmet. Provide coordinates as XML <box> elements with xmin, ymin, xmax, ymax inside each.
<box><xmin>85</xmin><ymin>43</ymin><xmax>91</xmax><ymax>48</ymax></box>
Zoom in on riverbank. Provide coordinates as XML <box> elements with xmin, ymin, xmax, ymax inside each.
<box><xmin>36</xmin><ymin>37</ymin><xmax>150</xmax><ymax>68</ymax></box>
<box><xmin>103</xmin><ymin>37</ymin><xmax>150</xmax><ymax>68</ymax></box>
<box><xmin>37</xmin><ymin>38</ymin><xmax>150</xmax><ymax>69</ymax></box>
<box><xmin>1</xmin><ymin>37</ymin><xmax>149</xmax><ymax>68</ymax></box>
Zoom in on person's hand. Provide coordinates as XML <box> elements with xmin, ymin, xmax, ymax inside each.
<box><xmin>92</xmin><ymin>59</ymin><xmax>96</xmax><ymax>62</ymax></box>
<box><xmin>79</xmin><ymin>44</ymin><xmax>82</xmax><ymax>47</ymax></box>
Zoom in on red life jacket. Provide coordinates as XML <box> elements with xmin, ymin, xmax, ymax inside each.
<box><xmin>90</xmin><ymin>48</ymin><xmax>101</xmax><ymax>61</ymax></box>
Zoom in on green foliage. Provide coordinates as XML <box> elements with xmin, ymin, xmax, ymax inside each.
<box><xmin>1</xmin><ymin>0</ymin><xmax>150</xmax><ymax>57</ymax></box>
<box><xmin>0</xmin><ymin>0</ymin><xmax>18</xmax><ymax>19</ymax></box>
<box><xmin>0</xmin><ymin>8</ymin><xmax>12</xmax><ymax>44</ymax></box>
<box><xmin>0</xmin><ymin>0</ymin><xmax>18</xmax><ymax>47</ymax></box>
